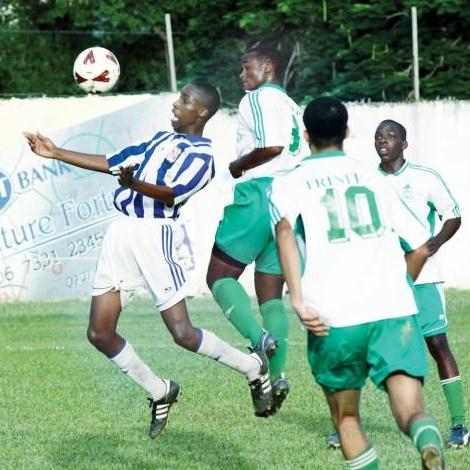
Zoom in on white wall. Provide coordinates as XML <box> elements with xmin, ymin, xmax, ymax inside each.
<box><xmin>1</xmin><ymin>95</ymin><xmax>468</xmax><ymax>303</ymax></box>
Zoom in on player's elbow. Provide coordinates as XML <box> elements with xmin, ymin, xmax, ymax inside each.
<box><xmin>275</xmin><ymin>218</ymin><xmax>293</xmax><ymax>238</ymax></box>
<box><xmin>264</xmin><ymin>146</ymin><xmax>284</xmax><ymax>159</ymax></box>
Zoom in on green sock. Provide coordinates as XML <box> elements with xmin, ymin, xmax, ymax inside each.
<box><xmin>345</xmin><ymin>447</ymin><xmax>379</xmax><ymax>469</ymax></box>
<box><xmin>441</xmin><ymin>376</ymin><xmax>467</xmax><ymax>426</ymax></box>
<box><xmin>409</xmin><ymin>415</ymin><xmax>443</xmax><ymax>453</ymax></box>
<box><xmin>211</xmin><ymin>278</ymin><xmax>263</xmax><ymax>346</ymax></box>
<box><xmin>260</xmin><ymin>298</ymin><xmax>288</xmax><ymax>380</ymax></box>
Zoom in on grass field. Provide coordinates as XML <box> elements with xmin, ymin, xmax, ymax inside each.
<box><xmin>1</xmin><ymin>290</ymin><xmax>469</xmax><ymax>469</ymax></box>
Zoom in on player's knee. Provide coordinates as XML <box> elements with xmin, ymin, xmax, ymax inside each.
<box><xmin>171</xmin><ymin>325</ymin><xmax>198</xmax><ymax>350</ymax></box>
<box><xmin>87</xmin><ymin>326</ymin><xmax>111</xmax><ymax>350</ymax></box>
<box><xmin>336</xmin><ymin>413</ymin><xmax>361</xmax><ymax>433</ymax></box>
<box><xmin>426</xmin><ymin>335</ymin><xmax>451</xmax><ymax>359</ymax></box>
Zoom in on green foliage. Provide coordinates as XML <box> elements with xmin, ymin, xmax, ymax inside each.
<box><xmin>0</xmin><ymin>0</ymin><xmax>469</xmax><ymax>102</ymax></box>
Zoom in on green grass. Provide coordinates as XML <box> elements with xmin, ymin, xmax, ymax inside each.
<box><xmin>1</xmin><ymin>290</ymin><xmax>469</xmax><ymax>469</ymax></box>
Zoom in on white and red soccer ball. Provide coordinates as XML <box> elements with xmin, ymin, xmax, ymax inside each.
<box><xmin>73</xmin><ymin>46</ymin><xmax>120</xmax><ymax>93</ymax></box>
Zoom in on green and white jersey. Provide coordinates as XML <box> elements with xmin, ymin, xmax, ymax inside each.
<box><xmin>236</xmin><ymin>83</ymin><xmax>308</xmax><ymax>180</ymax></box>
<box><xmin>270</xmin><ymin>151</ymin><xmax>428</xmax><ymax>328</ymax></box>
<box><xmin>380</xmin><ymin>160</ymin><xmax>461</xmax><ymax>285</ymax></box>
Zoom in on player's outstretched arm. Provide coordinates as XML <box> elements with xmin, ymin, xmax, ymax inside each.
<box><xmin>275</xmin><ymin>218</ymin><xmax>328</xmax><ymax>336</ymax></box>
<box><xmin>229</xmin><ymin>146</ymin><xmax>283</xmax><ymax>178</ymax></box>
<box><xmin>118</xmin><ymin>166</ymin><xmax>175</xmax><ymax>206</ymax></box>
<box><xmin>23</xmin><ymin>131</ymin><xmax>110</xmax><ymax>174</ymax></box>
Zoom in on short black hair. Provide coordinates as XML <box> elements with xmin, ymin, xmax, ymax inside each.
<box><xmin>192</xmin><ymin>82</ymin><xmax>221</xmax><ymax>119</ymax></box>
<box><xmin>376</xmin><ymin>119</ymin><xmax>407</xmax><ymax>140</ymax></box>
<box><xmin>244</xmin><ymin>46</ymin><xmax>285</xmax><ymax>78</ymax></box>
<box><xmin>303</xmin><ymin>97</ymin><xmax>348</xmax><ymax>148</ymax></box>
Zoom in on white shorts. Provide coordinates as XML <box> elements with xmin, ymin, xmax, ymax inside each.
<box><xmin>92</xmin><ymin>215</ymin><xmax>187</xmax><ymax>310</ymax></box>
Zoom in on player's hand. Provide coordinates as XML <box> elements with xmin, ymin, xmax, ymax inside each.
<box><xmin>229</xmin><ymin>160</ymin><xmax>243</xmax><ymax>178</ymax></box>
<box><xmin>292</xmin><ymin>300</ymin><xmax>329</xmax><ymax>336</ymax></box>
<box><xmin>118</xmin><ymin>165</ymin><xmax>135</xmax><ymax>187</ymax></box>
<box><xmin>23</xmin><ymin>131</ymin><xmax>57</xmax><ymax>159</ymax></box>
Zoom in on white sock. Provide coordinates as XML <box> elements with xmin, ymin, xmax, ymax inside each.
<box><xmin>110</xmin><ymin>341</ymin><xmax>168</xmax><ymax>401</ymax></box>
<box><xmin>196</xmin><ymin>329</ymin><xmax>261</xmax><ymax>381</ymax></box>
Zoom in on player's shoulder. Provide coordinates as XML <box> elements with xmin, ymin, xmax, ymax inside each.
<box><xmin>404</xmin><ymin>160</ymin><xmax>450</xmax><ymax>186</ymax></box>
<box><xmin>152</xmin><ymin>130</ymin><xmax>173</xmax><ymax>141</ymax></box>
<box><xmin>250</xmin><ymin>84</ymin><xmax>288</xmax><ymax>102</ymax></box>
<box><xmin>274</xmin><ymin>161</ymin><xmax>309</xmax><ymax>189</ymax></box>
<box><xmin>404</xmin><ymin>160</ymin><xmax>440</xmax><ymax>176</ymax></box>
<box><xmin>343</xmin><ymin>155</ymin><xmax>389</xmax><ymax>185</ymax></box>
<box><xmin>184</xmin><ymin>135</ymin><xmax>214</xmax><ymax>160</ymax></box>
<box><xmin>329</xmin><ymin>153</ymin><xmax>375</xmax><ymax>174</ymax></box>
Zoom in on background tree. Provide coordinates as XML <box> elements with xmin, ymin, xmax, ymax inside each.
<box><xmin>0</xmin><ymin>0</ymin><xmax>468</xmax><ymax>103</ymax></box>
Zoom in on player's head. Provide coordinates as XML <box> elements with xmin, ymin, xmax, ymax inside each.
<box><xmin>240</xmin><ymin>47</ymin><xmax>285</xmax><ymax>91</ymax></box>
<box><xmin>171</xmin><ymin>83</ymin><xmax>220</xmax><ymax>135</ymax></box>
<box><xmin>303</xmin><ymin>97</ymin><xmax>348</xmax><ymax>150</ymax></box>
<box><xmin>374</xmin><ymin>119</ymin><xmax>408</xmax><ymax>166</ymax></box>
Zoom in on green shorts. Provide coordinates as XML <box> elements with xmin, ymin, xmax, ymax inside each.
<box><xmin>215</xmin><ymin>177</ymin><xmax>304</xmax><ymax>275</ymax></box>
<box><xmin>307</xmin><ymin>315</ymin><xmax>428</xmax><ymax>393</ymax></box>
<box><xmin>414</xmin><ymin>283</ymin><xmax>447</xmax><ymax>337</ymax></box>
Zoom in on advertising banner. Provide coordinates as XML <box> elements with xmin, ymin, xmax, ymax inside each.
<box><xmin>0</xmin><ymin>96</ymin><xmax>203</xmax><ymax>301</ymax></box>
<box><xmin>1</xmin><ymin>96</ymin><xmax>468</xmax><ymax>302</ymax></box>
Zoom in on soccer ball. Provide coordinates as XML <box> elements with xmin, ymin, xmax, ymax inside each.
<box><xmin>73</xmin><ymin>46</ymin><xmax>120</xmax><ymax>93</ymax></box>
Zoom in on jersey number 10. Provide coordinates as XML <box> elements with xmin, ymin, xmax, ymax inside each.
<box><xmin>321</xmin><ymin>186</ymin><xmax>383</xmax><ymax>243</ymax></box>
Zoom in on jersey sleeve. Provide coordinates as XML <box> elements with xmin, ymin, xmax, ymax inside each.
<box><xmin>169</xmin><ymin>150</ymin><xmax>215</xmax><ymax>205</ymax></box>
<box><xmin>106</xmin><ymin>131</ymin><xmax>167</xmax><ymax>173</ymax></box>
<box><xmin>428</xmin><ymin>171</ymin><xmax>461</xmax><ymax>222</ymax></box>
<box><xmin>248</xmin><ymin>89</ymin><xmax>291</xmax><ymax>148</ymax></box>
<box><xmin>269</xmin><ymin>172</ymin><xmax>302</xmax><ymax>233</ymax></box>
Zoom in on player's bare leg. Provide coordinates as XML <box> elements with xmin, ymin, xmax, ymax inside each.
<box><xmin>324</xmin><ymin>388</ymin><xmax>378</xmax><ymax>468</ymax></box>
<box><xmin>87</xmin><ymin>291</ymin><xmax>124</xmax><ymax>356</ymax></box>
<box><xmin>425</xmin><ymin>333</ymin><xmax>468</xmax><ymax>447</ymax></box>
<box><xmin>87</xmin><ymin>290</ymin><xmax>172</xmax><ymax>438</ymax></box>
<box><xmin>426</xmin><ymin>334</ymin><xmax>459</xmax><ymax>379</ymax></box>
<box><xmin>206</xmin><ymin>250</ymin><xmax>244</xmax><ymax>288</ymax></box>
<box><xmin>385</xmin><ymin>373</ymin><xmax>445</xmax><ymax>468</ymax></box>
<box><xmin>255</xmin><ymin>271</ymin><xmax>289</xmax><ymax>413</ymax></box>
<box><xmin>160</xmin><ymin>298</ymin><xmax>202</xmax><ymax>351</ymax></box>
<box><xmin>161</xmin><ymin>299</ymin><xmax>273</xmax><ymax>416</ymax></box>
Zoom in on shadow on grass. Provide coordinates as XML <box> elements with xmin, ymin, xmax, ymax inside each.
<box><xmin>53</xmin><ymin>428</ymin><xmax>252</xmax><ymax>469</ymax></box>
<box><xmin>274</xmin><ymin>408</ymin><xmax>333</xmax><ymax>435</ymax></box>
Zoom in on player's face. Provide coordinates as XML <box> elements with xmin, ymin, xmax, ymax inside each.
<box><xmin>374</xmin><ymin>124</ymin><xmax>407</xmax><ymax>166</ymax></box>
<box><xmin>240</xmin><ymin>53</ymin><xmax>270</xmax><ymax>91</ymax></box>
<box><xmin>171</xmin><ymin>85</ymin><xmax>207</xmax><ymax>132</ymax></box>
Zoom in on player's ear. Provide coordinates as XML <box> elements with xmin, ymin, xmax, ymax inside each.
<box><xmin>263</xmin><ymin>59</ymin><xmax>274</xmax><ymax>78</ymax></box>
<box><xmin>402</xmin><ymin>140</ymin><xmax>408</xmax><ymax>150</ymax></box>
<box><xmin>199</xmin><ymin>107</ymin><xmax>209</xmax><ymax>119</ymax></box>
<box><xmin>303</xmin><ymin>130</ymin><xmax>311</xmax><ymax>145</ymax></box>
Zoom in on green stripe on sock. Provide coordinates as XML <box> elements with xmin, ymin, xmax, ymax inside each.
<box><xmin>211</xmin><ymin>278</ymin><xmax>263</xmax><ymax>346</ymax></box>
<box><xmin>346</xmin><ymin>447</ymin><xmax>379</xmax><ymax>469</ymax></box>
<box><xmin>409</xmin><ymin>415</ymin><xmax>443</xmax><ymax>453</ymax></box>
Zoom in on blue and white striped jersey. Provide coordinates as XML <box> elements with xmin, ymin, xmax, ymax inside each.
<box><xmin>107</xmin><ymin>131</ymin><xmax>215</xmax><ymax>219</ymax></box>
